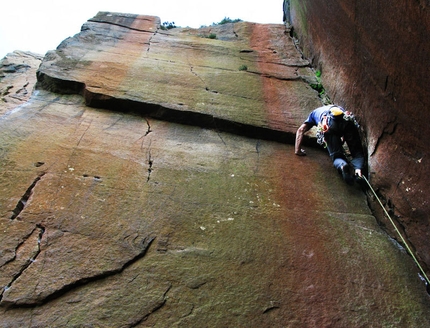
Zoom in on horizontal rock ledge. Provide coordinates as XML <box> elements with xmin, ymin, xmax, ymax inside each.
<box><xmin>35</xmin><ymin>11</ymin><xmax>322</xmax><ymax>150</ymax></box>
<box><xmin>35</xmin><ymin>72</ymin><xmax>318</xmax><ymax>149</ymax></box>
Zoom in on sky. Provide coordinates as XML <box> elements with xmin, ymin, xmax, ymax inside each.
<box><xmin>0</xmin><ymin>0</ymin><xmax>283</xmax><ymax>59</ymax></box>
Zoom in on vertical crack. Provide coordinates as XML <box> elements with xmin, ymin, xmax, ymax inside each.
<box><xmin>254</xmin><ymin>140</ymin><xmax>262</xmax><ymax>174</ymax></box>
<box><xmin>147</xmin><ymin>27</ymin><xmax>158</xmax><ymax>54</ymax></box>
<box><xmin>10</xmin><ymin>172</ymin><xmax>45</xmax><ymax>220</ymax></box>
<box><xmin>144</xmin><ymin>118</ymin><xmax>152</xmax><ymax>136</ymax></box>
<box><xmin>370</xmin><ymin>118</ymin><xmax>398</xmax><ymax>157</ymax></box>
<box><xmin>147</xmin><ymin>139</ymin><xmax>153</xmax><ymax>182</ymax></box>
<box><xmin>138</xmin><ymin>118</ymin><xmax>153</xmax><ymax>183</ymax></box>
<box><xmin>213</xmin><ymin>121</ymin><xmax>226</xmax><ymax>146</ymax></box>
<box><xmin>76</xmin><ymin>120</ymin><xmax>92</xmax><ymax>147</ymax></box>
<box><xmin>147</xmin><ymin>37</ymin><xmax>153</xmax><ymax>53</ymax></box>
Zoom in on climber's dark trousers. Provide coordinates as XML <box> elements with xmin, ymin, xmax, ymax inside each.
<box><xmin>324</xmin><ymin>120</ymin><xmax>364</xmax><ymax>171</ymax></box>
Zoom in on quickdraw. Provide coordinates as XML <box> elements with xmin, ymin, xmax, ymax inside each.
<box><xmin>316</xmin><ymin>129</ymin><xmax>327</xmax><ymax>147</ymax></box>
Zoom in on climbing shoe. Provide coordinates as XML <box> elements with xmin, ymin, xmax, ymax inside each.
<box><xmin>340</xmin><ymin>164</ymin><xmax>354</xmax><ymax>185</ymax></box>
<box><xmin>355</xmin><ymin>174</ymin><xmax>368</xmax><ymax>191</ymax></box>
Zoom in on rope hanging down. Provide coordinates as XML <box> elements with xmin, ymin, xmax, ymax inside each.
<box><xmin>362</xmin><ymin>176</ymin><xmax>430</xmax><ymax>286</ymax></box>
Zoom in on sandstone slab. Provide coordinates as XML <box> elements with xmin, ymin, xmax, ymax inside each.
<box><xmin>1</xmin><ymin>13</ymin><xmax>429</xmax><ymax>327</ymax></box>
<box><xmin>36</xmin><ymin>12</ymin><xmax>320</xmax><ymax>145</ymax></box>
<box><xmin>1</xmin><ymin>89</ymin><xmax>428</xmax><ymax>326</ymax></box>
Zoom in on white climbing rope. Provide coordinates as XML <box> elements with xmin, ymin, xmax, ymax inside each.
<box><xmin>362</xmin><ymin>176</ymin><xmax>430</xmax><ymax>286</ymax></box>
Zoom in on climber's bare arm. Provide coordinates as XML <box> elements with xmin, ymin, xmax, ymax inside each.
<box><xmin>295</xmin><ymin>123</ymin><xmax>311</xmax><ymax>156</ymax></box>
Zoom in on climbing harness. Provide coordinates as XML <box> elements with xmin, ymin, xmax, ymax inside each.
<box><xmin>316</xmin><ymin>107</ymin><xmax>359</xmax><ymax>148</ymax></box>
<box><xmin>362</xmin><ymin>176</ymin><xmax>430</xmax><ymax>287</ymax></box>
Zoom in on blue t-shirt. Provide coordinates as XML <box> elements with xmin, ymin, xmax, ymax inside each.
<box><xmin>304</xmin><ymin>105</ymin><xmax>345</xmax><ymax>127</ymax></box>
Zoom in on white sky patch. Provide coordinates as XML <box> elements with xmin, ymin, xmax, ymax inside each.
<box><xmin>0</xmin><ymin>0</ymin><xmax>283</xmax><ymax>59</ymax></box>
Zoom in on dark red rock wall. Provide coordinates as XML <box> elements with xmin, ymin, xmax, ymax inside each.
<box><xmin>287</xmin><ymin>0</ymin><xmax>430</xmax><ymax>270</ymax></box>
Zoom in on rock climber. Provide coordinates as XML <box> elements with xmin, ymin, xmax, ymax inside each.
<box><xmin>295</xmin><ymin>105</ymin><xmax>365</xmax><ymax>185</ymax></box>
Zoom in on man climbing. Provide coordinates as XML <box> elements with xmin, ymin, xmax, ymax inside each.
<box><xmin>295</xmin><ymin>105</ymin><xmax>365</xmax><ymax>185</ymax></box>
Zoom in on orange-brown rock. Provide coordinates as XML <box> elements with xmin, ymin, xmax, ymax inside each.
<box><xmin>287</xmin><ymin>0</ymin><xmax>430</xmax><ymax>274</ymax></box>
<box><xmin>36</xmin><ymin>12</ymin><xmax>320</xmax><ymax>144</ymax></box>
<box><xmin>0</xmin><ymin>12</ymin><xmax>429</xmax><ymax>327</ymax></box>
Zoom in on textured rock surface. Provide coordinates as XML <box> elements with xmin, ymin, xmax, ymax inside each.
<box><xmin>36</xmin><ymin>12</ymin><xmax>320</xmax><ymax>144</ymax></box>
<box><xmin>288</xmin><ymin>0</ymin><xmax>430</xmax><ymax>272</ymax></box>
<box><xmin>1</xmin><ymin>12</ymin><xmax>429</xmax><ymax>327</ymax></box>
<box><xmin>0</xmin><ymin>51</ymin><xmax>43</xmax><ymax>115</ymax></box>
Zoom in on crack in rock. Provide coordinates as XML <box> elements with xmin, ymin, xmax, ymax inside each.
<box><xmin>39</xmin><ymin>79</ymin><xmax>302</xmax><ymax>147</ymax></box>
<box><xmin>10</xmin><ymin>172</ymin><xmax>45</xmax><ymax>220</ymax></box>
<box><xmin>190</xmin><ymin>65</ymin><xmax>206</xmax><ymax>86</ymax></box>
<box><xmin>0</xmin><ymin>225</ymin><xmax>45</xmax><ymax>303</ymax></box>
<box><xmin>147</xmin><ymin>34</ymin><xmax>154</xmax><ymax>53</ymax></box>
<box><xmin>0</xmin><ymin>226</ymin><xmax>40</xmax><ymax>268</ymax></box>
<box><xmin>370</xmin><ymin>117</ymin><xmax>398</xmax><ymax>156</ymax></box>
<box><xmin>88</xmin><ymin>15</ymin><xmax>156</xmax><ymax>33</ymax></box>
<box><xmin>263</xmin><ymin>300</ymin><xmax>281</xmax><ymax>314</ymax></box>
<box><xmin>147</xmin><ymin>139</ymin><xmax>154</xmax><ymax>182</ymax></box>
<box><xmin>144</xmin><ymin>118</ymin><xmax>152</xmax><ymax>136</ymax></box>
<box><xmin>1</xmin><ymin>85</ymin><xmax>13</xmax><ymax>97</ymax></box>
<box><xmin>1</xmin><ymin>236</ymin><xmax>156</xmax><ymax>308</ymax></box>
<box><xmin>128</xmin><ymin>283</ymin><xmax>172</xmax><ymax>327</ymax></box>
